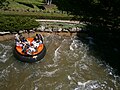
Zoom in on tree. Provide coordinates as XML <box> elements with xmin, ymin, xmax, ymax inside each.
<box><xmin>0</xmin><ymin>16</ymin><xmax>39</xmax><ymax>33</ymax></box>
<box><xmin>0</xmin><ymin>0</ymin><xmax>9</xmax><ymax>8</ymax></box>
<box><xmin>54</xmin><ymin>0</ymin><xmax>120</xmax><ymax>31</ymax></box>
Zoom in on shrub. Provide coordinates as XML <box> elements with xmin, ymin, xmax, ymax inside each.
<box><xmin>0</xmin><ymin>15</ymin><xmax>39</xmax><ymax>33</ymax></box>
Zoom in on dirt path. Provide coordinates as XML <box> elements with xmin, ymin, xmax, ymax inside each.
<box><xmin>36</xmin><ymin>19</ymin><xmax>80</xmax><ymax>24</ymax></box>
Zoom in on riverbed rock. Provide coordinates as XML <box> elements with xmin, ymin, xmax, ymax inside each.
<box><xmin>76</xmin><ymin>27</ymin><xmax>82</xmax><ymax>32</ymax></box>
<box><xmin>29</xmin><ymin>29</ymin><xmax>35</xmax><ymax>33</ymax></box>
<box><xmin>69</xmin><ymin>27</ymin><xmax>77</xmax><ymax>32</ymax></box>
<box><xmin>62</xmin><ymin>29</ymin><xmax>69</xmax><ymax>32</ymax></box>
<box><xmin>58</xmin><ymin>28</ymin><xmax>62</xmax><ymax>32</ymax></box>
<box><xmin>0</xmin><ymin>32</ymin><xmax>10</xmax><ymax>35</ymax></box>
<box><xmin>44</xmin><ymin>28</ymin><xmax>52</xmax><ymax>32</ymax></box>
<box><xmin>37</xmin><ymin>26</ymin><xmax>46</xmax><ymax>31</ymax></box>
<box><xmin>19</xmin><ymin>30</ymin><xmax>24</xmax><ymax>34</ymax></box>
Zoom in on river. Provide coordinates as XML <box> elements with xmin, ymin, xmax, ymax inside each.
<box><xmin>0</xmin><ymin>34</ymin><xmax>120</xmax><ymax>90</ymax></box>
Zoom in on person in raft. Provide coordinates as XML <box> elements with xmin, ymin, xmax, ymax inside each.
<box><xmin>36</xmin><ymin>34</ymin><xmax>43</xmax><ymax>43</ymax></box>
<box><xmin>15</xmin><ymin>33</ymin><xmax>43</xmax><ymax>55</ymax></box>
<box><xmin>26</xmin><ymin>44</ymin><xmax>36</xmax><ymax>55</ymax></box>
<box><xmin>31</xmin><ymin>34</ymin><xmax>43</xmax><ymax>48</ymax></box>
<box><xmin>15</xmin><ymin>34</ymin><xmax>23</xmax><ymax>47</ymax></box>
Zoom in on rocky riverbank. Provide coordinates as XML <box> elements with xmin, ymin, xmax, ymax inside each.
<box><xmin>0</xmin><ymin>19</ymin><xmax>86</xmax><ymax>41</ymax></box>
<box><xmin>0</xmin><ymin>22</ymin><xmax>85</xmax><ymax>41</ymax></box>
<box><xmin>0</xmin><ymin>31</ymin><xmax>78</xmax><ymax>42</ymax></box>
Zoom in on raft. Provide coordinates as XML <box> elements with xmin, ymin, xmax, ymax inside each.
<box><xmin>14</xmin><ymin>38</ymin><xmax>46</xmax><ymax>63</ymax></box>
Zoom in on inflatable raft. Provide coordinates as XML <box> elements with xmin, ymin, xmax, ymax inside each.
<box><xmin>14</xmin><ymin>38</ymin><xmax>46</xmax><ymax>63</ymax></box>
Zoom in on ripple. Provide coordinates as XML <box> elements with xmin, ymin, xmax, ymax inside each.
<box><xmin>0</xmin><ymin>43</ymin><xmax>12</xmax><ymax>63</ymax></box>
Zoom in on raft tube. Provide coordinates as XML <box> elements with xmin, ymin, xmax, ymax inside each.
<box><xmin>14</xmin><ymin>38</ymin><xmax>46</xmax><ymax>63</ymax></box>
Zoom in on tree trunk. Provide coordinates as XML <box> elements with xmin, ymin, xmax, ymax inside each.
<box><xmin>45</xmin><ymin>0</ymin><xmax>52</xmax><ymax>5</ymax></box>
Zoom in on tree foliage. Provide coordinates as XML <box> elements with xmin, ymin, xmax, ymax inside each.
<box><xmin>0</xmin><ymin>15</ymin><xmax>39</xmax><ymax>33</ymax></box>
<box><xmin>0</xmin><ymin>0</ymin><xmax>9</xmax><ymax>8</ymax></box>
<box><xmin>54</xmin><ymin>0</ymin><xmax>120</xmax><ymax>31</ymax></box>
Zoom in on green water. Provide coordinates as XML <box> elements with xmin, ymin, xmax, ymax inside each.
<box><xmin>0</xmin><ymin>35</ymin><xmax>120</xmax><ymax>90</ymax></box>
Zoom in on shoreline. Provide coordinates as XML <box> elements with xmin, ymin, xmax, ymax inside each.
<box><xmin>0</xmin><ymin>32</ymin><xmax>77</xmax><ymax>42</ymax></box>
<box><xmin>0</xmin><ymin>19</ymin><xmax>84</xmax><ymax>42</ymax></box>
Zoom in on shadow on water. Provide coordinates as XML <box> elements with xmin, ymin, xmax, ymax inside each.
<box><xmin>77</xmin><ymin>24</ymin><xmax>120</xmax><ymax>75</ymax></box>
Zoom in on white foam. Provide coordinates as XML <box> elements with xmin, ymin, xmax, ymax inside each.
<box><xmin>0</xmin><ymin>43</ymin><xmax>12</xmax><ymax>63</ymax></box>
<box><xmin>53</xmin><ymin>46</ymin><xmax>61</xmax><ymax>62</ymax></box>
<box><xmin>42</xmin><ymin>69</ymin><xmax>59</xmax><ymax>77</ymax></box>
<box><xmin>74</xmin><ymin>80</ymin><xmax>99</xmax><ymax>90</ymax></box>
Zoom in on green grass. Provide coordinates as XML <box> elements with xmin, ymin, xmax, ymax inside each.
<box><xmin>0</xmin><ymin>10</ymin><xmax>73</xmax><ymax>20</ymax></box>
<box><xmin>6</xmin><ymin>0</ymin><xmax>44</xmax><ymax>10</ymax></box>
<box><xmin>0</xmin><ymin>0</ymin><xmax>73</xmax><ymax>20</ymax></box>
<box><xmin>38</xmin><ymin>22</ymin><xmax>84</xmax><ymax>29</ymax></box>
<box><xmin>3</xmin><ymin>0</ymin><xmax>59</xmax><ymax>14</ymax></box>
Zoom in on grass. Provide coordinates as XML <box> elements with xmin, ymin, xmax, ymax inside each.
<box><xmin>6</xmin><ymin>0</ymin><xmax>44</xmax><ymax>10</ymax></box>
<box><xmin>0</xmin><ymin>10</ymin><xmax>73</xmax><ymax>20</ymax></box>
<box><xmin>0</xmin><ymin>0</ymin><xmax>73</xmax><ymax>20</ymax></box>
<box><xmin>6</xmin><ymin>0</ymin><xmax>58</xmax><ymax>11</ymax></box>
<box><xmin>38</xmin><ymin>22</ymin><xmax>84</xmax><ymax>29</ymax></box>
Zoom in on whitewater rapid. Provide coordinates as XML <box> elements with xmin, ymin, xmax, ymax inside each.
<box><xmin>0</xmin><ymin>35</ymin><xmax>120</xmax><ymax>90</ymax></box>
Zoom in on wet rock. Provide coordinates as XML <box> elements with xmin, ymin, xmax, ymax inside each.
<box><xmin>0</xmin><ymin>32</ymin><xmax>10</xmax><ymax>35</ymax></box>
<box><xmin>36</xmin><ymin>27</ymin><xmax>41</xmax><ymax>31</ymax></box>
<box><xmin>52</xmin><ymin>28</ymin><xmax>59</xmax><ymax>32</ymax></box>
<box><xmin>76</xmin><ymin>27</ymin><xmax>82</xmax><ymax>32</ymax></box>
<box><xmin>29</xmin><ymin>29</ymin><xmax>35</xmax><ymax>33</ymax></box>
<box><xmin>44</xmin><ymin>28</ymin><xmax>52</xmax><ymax>32</ymax></box>
<box><xmin>62</xmin><ymin>29</ymin><xmax>69</xmax><ymax>32</ymax></box>
<box><xmin>12</xmin><ymin>32</ymin><xmax>17</xmax><ymax>34</ymax></box>
<box><xmin>41</xmin><ymin>26</ymin><xmax>46</xmax><ymax>31</ymax></box>
<box><xmin>19</xmin><ymin>30</ymin><xmax>24</xmax><ymax>33</ymax></box>
<box><xmin>69</xmin><ymin>27</ymin><xmax>77</xmax><ymax>32</ymax></box>
<box><xmin>58</xmin><ymin>28</ymin><xmax>62</xmax><ymax>32</ymax></box>
<box><xmin>37</xmin><ymin>26</ymin><xmax>46</xmax><ymax>31</ymax></box>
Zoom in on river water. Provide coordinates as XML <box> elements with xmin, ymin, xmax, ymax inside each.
<box><xmin>0</xmin><ymin>34</ymin><xmax>120</xmax><ymax>90</ymax></box>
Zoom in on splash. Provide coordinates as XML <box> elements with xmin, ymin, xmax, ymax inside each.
<box><xmin>0</xmin><ymin>43</ymin><xmax>12</xmax><ymax>63</ymax></box>
<box><xmin>75</xmin><ymin>80</ymin><xmax>100</xmax><ymax>90</ymax></box>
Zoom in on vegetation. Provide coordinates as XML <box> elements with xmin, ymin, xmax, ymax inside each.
<box><xmin>38</xmin><ymin>22</ymin><xmax>84</xmax><ymax>29</ymax></box>
<box><xmin>5</xmin><ymin>0</ymin><xmax>44</xmax><ymax>10</ymax></box>
<box><xmin>0</xmin><ymin>11</ymin><xmax>73</xmax><ymax>20</ymax></box>
<box><xmin>1</xmin><ymin>0</ymin><xmax>57</xmax><ymax>12</ymax></box>
<box><xmin>54</xmin><ymin>0</ymin><xmax>120</xmax><ymax>75</ymax></box>
<box><xmin>0</xmin><ymin>0</ymin><xmax>73</xmax><ymax>20</ymax></box>
<box><xmin>54</xmin><ymin>0</ymin><xmax>120</xmax><ymax>31</ymax></box>
<box><xmin>0</xmin><ymin>0</ymin><xmax>9</xmax><ymax>8</ymax></box>
<box><xmin>0</xmin><ymin>15</ymin><xmax>39</xmax><ymax>33</ymax></box>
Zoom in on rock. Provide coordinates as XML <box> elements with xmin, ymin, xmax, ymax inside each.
<box><xmin>58</xmin><ymin>28</ymin><xmax>62</xmax><ymax>32</ymax></box>
<box><xmin>52</xmin><ymin>28</ymin><xmax>58</xmax><ymax>32</ymax></box>
<box><xmin>29</xmin><ymin>29</ymin><xmax>35</xmax><ymax>33</ymax></box>
<box><xmin>19</xmin><ymin>30</ymin><xmax>24</xmax><ymax>33</ymax></box>
<box><xmin>12</xmin><ymin>32</ymin><xmax>17</xmax><ymax>34</ymax></box>
<box><xmin>44</xmin><ymin>28</ymin><xmax>52</xmax><ymax>32</ymax></box>
<box><xmin>37</xmin><ymin>26</ymin><xmax>46</xmax><ymax>31</ymax></box>
<box><xmin>41</xmin><ymin>26</ymin><xmax>46</xmax><ymax>31</ymax></box>
<box><xmin>0</xmin><ymin>32</ymin><xmax>10</xmax><ymax>35</ymax></box>
<box><xmin>36</xmin><ymin>27</ymin><xmax>41</xmax><ymax>31</ymax></box>
<box><xmin>62</xmin><ymin>29</ymin><xmax>69</xmax><ymax>32</ymax></box>
<box><xmin>76</xmin><ymin>27</ymin><xmax>82</xmax><ymax>32</ymax></box>
<box><xmin>69</xmin><ymin>27</ymin><xmax>77</xmax><ymax>32</ymax></box>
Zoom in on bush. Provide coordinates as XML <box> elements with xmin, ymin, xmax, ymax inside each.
<box><xmin>17</xmin><ymin>1</ymin><xmax>34</xmax><ymax>8</ymax></box>
<box><xmin>0</xmin><ymin>15</ymin><xmax>39</xmax><ymax>33</ymax></box>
